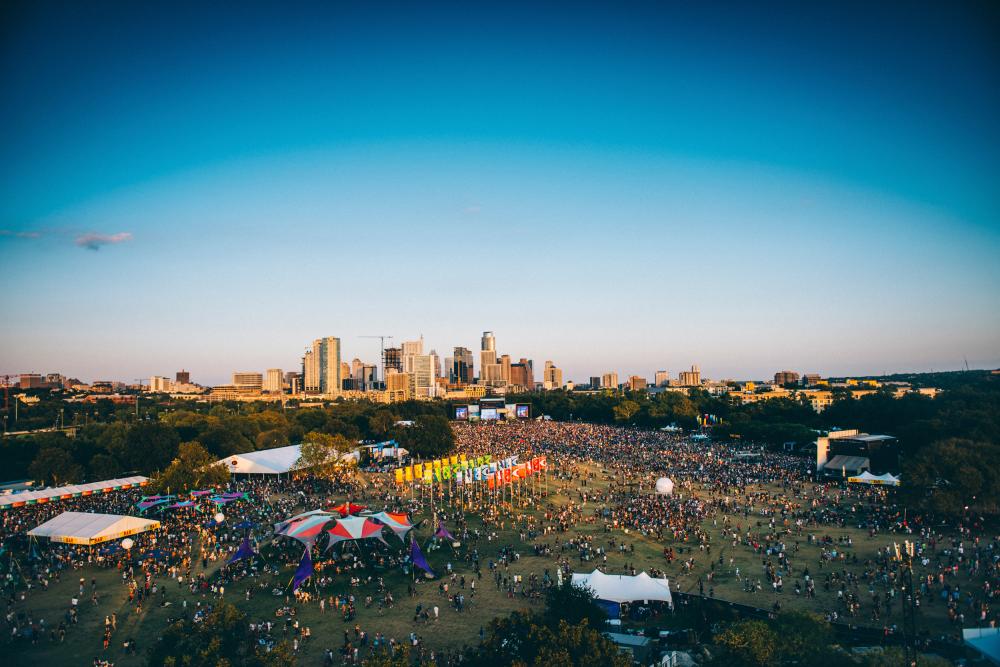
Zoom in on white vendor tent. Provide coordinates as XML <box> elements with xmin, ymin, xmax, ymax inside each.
<box><xmin>28</xmin><ymin>511</ymin><xmax>160</xmax><ymax>546</ymax></box>
<box><xmin>848</xmin><ymin>471</ymin><xmax>901</xmax><ymax>487</ymax></box>
<box><xmin>572</xmin><ymin>570</ymin><xmax>673</xmax><ymax>607</ymax></box>
<box><xmin>0</xmin><ymin>476</ymin><xmax>149</xmax><ymax>510</ymax></box>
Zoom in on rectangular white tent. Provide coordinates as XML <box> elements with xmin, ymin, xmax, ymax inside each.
<box><xmin>28</xmin><ymin>511</ymin><xmax>160</xmax><ymax>545</ymax></box>
<box><xmin>0</xmin><ymin>476</ymin><xmax>149</xmax><ymax>509</ymax></box>
<box><xmin>571</xmin><ymin>570</ymin><xmax>673</xmax><ymax>607</ymax></box>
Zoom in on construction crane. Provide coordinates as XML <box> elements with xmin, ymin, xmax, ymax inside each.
<box><xmin>1</xmin><ymin>375</ymin><xmax>10</xmax><ymax>435</ymax></box>
<box><xmin>133</xmin><ymin>378</ymin><xmax>146</xmax><ymax>419</ymax></box>
<box><xmin>359</xmin><ymin>335</ymin><xmax>393</xmax><ymax>384</ymax></box>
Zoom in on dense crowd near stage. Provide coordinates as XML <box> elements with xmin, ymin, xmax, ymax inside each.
<box><xmin>1</xmin><ymin>420</ymin><xmax>997</xmax><ymax>665</ymax></box>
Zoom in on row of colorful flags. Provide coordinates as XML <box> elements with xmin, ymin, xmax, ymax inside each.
<box><xmin>486</xmin><ymin>457</ymin><xmax>547</xmax><ymax>488</ymax></box>
<box><xmin>393</xmin><ymin>454</ymin><xmax>548</xmax><ymax>486</ymax></box>
<box><xmin>393</xmin><ymin>454</ymin><xmax>493</xmax><ymax>484</ymax></box>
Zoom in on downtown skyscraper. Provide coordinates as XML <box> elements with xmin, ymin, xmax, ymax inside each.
<box><xmin>303</xmin><ymin>336</ymin><xmax>341</xmax><ymax>396</ymax></box>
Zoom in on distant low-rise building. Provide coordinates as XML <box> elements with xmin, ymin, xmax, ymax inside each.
<box><xmin>263</xmin><ymin>368</ymin><xmax>284</xmax><ymax>393</ymax></box>
<box><xmin>774</xmin><ymin>370</ymin><xmax>800</xmax><ymax>386</ymax></box>
<box><xmin>232</xmin><ymin>372</ymin><xmax>263</xmax><ymax>390</ymax></box>
<box><xmin>543</xmin><ymin>361</ymin><xmax>563</xmax><ymax>390</ymax></box>
<box><xmin>149</xmin><ymin>376</ymin><xmax>174</xmax><ymax>392</ymax></box>
<box><xmin>385</xmin><ymin>370</ymin><xmax>412</xmax><ymax>402</ymax></box>
<box><xmin>677</xmin><ymin>365</ymin><xmax>701</xmax><ymax>386</ymax></box>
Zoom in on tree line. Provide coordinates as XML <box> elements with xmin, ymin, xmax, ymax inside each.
<box><xmin>4</xmin><ymin>399</ymin><xmax>454</xmax><ymax>488</ymax></box>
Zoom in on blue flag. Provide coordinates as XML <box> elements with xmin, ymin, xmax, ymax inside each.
<box><xmin>410</xmin><ymin>538</ymin><xmax>434</xmax><ymax>577</ymax></box>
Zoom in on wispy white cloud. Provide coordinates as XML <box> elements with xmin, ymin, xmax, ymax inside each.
<box><xmin>75</xmin><ymin>232</ymin><xmax>133</xmax><ymax>251</ymax></box>
<box><xmin>0</xmin><ymin>230</ymin><xmax>42</xmax><ymax>239</ymax></box>
<box><xmin>463</xmin><ymin>205</ymin><xmax>481</xmax><ymax>215</ymax></box>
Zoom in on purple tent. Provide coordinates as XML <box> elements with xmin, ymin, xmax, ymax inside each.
<box><xmin>434</xmin><ymin>521</ymin><xmax>456</xmax><ymax>542</ymax></box>
<box><xmin>137</xmin><ymin>499</ymin><xmax>169</xmax><ymax>512</ymax></box>
<box><xmin>228</xmin><ymin>537</ymin><xmax>257</xmax><ymax>565</ymax></box>
<box><xmin>291</xmin><ymin>547</ymin><xmax>313</xmax><ymax>591</ymax></box>
<box><xmin>409</xmin><ymin>539</ymin><xmax>434</xmax><ymax>577</ymax></box>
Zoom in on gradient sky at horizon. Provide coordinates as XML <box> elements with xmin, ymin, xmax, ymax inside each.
<box><xmin>1</xmin><ymin>1</ymin><xmax>998</xmax><ymax>385</ymax></box>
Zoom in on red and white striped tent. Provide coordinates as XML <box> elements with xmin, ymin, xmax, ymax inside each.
<box><xmin>325</xmin><ymin>516</ymin><xmax>387</xmax><ymax>550</ymax></box>
<box><xmin>371</xmin><ymin>511</ymin><xmax>415</xmax><ymax>542</ymax></box>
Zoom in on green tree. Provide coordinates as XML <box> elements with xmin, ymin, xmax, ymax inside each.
<box><xmin>124</xmin><ymin>422</ymin><xmax>180</xmax><ymax>473</ymax></box>
<box><xmin>256</xmin><ymin>428</ymin><xmax>290</xmax><ymax>450</ymax></box>
<box><xmin>857</xmin><ymin>647</ymin><xmax>952</xmax><ymax>667</ymax></box>
<box><xmin>712</xmin><ymin>612</ymin><xmax>839</xmax><ymax>667</ymax></box>
<box><xmin>714</xmin><ymin>619</ymin><xmax>778</xmax><ymax>666</ymax></box>
<box><xmin>368</xmin><ymin>410</ymin><xmax>399</xmax><ymax>439</ymax></box>
<box><xmin>29</xmin><ymin>447</ymin><xmax>83</xmax><ymax>485</ymax></box>
<box><xmin>541</xmin><ymin>582</ymin><xmax>607</xmax><ymax>630</ymax></box>
<box><xmin>904</xmin><ymin>438</ymin><xmax>1000</xmax><ymax>514</ymax></box>
<box><xmin>612</xmin><ymin>400</ymin><xmax>641</xmax><ymax>423</ymax></box>
<box><xmin>148</xmin><ymin>602</ymin><xmax>295</xmax><ymax>667</ymax></box>
<box><xmin>89</xmin><ymin>452</ymin><xmax>122</xmax><ymax>479</ymax></box>
<box><xmin>297</xmin><ymin>431</ymin><xmax>353</xmax><ymax>479</ymax></box>
<box><xmin>770</xmin><ymin>611</ymin><xmax>834</xmax><ymax>663</ymax></box>
<box><xmin>465</xmin><ymin>613</ymin><xmax>629</xmax><ymax>667</ymax></box>
<box><xmin>154</xmin><ymin>441</ymin><xmax>230</xmax><ymax>494</ymax></box>
<box><xmin>395</xmin><ymin>414</ymin><xmax>454</xmax><ymax>457</ymax></box>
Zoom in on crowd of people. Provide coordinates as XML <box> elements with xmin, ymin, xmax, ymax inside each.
<box><xmin>0</xmin><ymin>419</ymin><xmax>997</xmax><ymax>665</ymax></box>
<box><xmin>452</xmin><ymin>421</ymin><xmax>1000</xmax><ymax>642</ymax></box>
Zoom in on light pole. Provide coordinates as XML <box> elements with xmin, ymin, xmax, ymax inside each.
<box><xmin>893</xmin><ymin>540</ymin><xmax>918</xmax><ymax>667</ymax></box>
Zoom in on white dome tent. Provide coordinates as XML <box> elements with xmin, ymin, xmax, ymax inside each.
<box><xmin>654</xmin><ymin>477</ymin><xmax>674</xmax><ymax>495</ymax></box>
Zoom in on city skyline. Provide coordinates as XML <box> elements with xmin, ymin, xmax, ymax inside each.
<box><xmin>3</xmin><ymin>324</ymin><xmax>995</xmax><ymax>388</ymax></box>
<box><xmin>2</xmin><ymin>3</ymin><xmax>998</xmax><ymax>382</ymax></box>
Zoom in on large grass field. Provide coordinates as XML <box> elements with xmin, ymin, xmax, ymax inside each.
<box><xmin>7</xmin><ymin>462</ymin><xmax>968</xmax><ymax>665</ymax></box>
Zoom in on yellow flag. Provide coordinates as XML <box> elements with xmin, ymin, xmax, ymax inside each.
<box><xmin>405</xmin><ymin>467</ymin><xmax>413</xmax><ymax>482</ymax></box>
<box><xmin>394</xmin><ymin>469</ymin><xmax>404</xmax><ymax>485</ymax></box>
<box><xmin>450</xmin><ymin>455</ymin><xmax>458</xmax><ymax>466</ymax></box>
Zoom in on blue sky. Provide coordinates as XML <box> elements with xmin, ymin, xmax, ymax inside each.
<box><xmin>1</xmin><ymin>1</ymin><xmax>998</xmax><ymax>384</ymax></box>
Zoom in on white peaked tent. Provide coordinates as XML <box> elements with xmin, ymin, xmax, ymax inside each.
<box><xmin>848</xmin><ymin>471</ymin><xmax>901</xmax><ymax>487</ymax></box>
<box><xmin>219</xmin><ymin>444</ymin><xmax>362</xmax><ymax>475</ymax></box>
<box><xmin>28</xmin><ymin>511</ymin><xmax>160</xmax><ymax>545</ymax></box>
<box><xmin>571</xmin><ymin>570</ymin><xmax>672</xmax><ymax>607</ymax></box>
<box><xmin>219</xmin><ymin>445</ymin><xmax>305</xmax><ymax>475</ymax></box>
